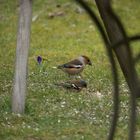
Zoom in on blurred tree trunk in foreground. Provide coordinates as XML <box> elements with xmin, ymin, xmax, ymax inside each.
<box><xmin>95</xmin><ymin>0</ymin><xmax>140</xmax><ymax>98</ymax></box>
<box><xmin>94</xmin><ymin>0</ymin><xmax>139</xmax><ymax>140</ymax></box>
<box><xmin>12</xmin><ymin>0</ymin><xmax>32</xmax><ymax>113</ymax></box>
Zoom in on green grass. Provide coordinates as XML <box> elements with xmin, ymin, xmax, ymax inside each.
<box><xmin>0</xmin><ymin>0</ymin><xmax>140</xmax><ymax>139</ymax></box>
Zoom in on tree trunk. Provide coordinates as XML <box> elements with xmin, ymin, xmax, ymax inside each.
<box><xmin>12</xmin><ymin>0</ymin><xmax>32</xmax><ymax>113</ymax></box>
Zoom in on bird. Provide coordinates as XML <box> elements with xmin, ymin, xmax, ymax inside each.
<box><xmin>55</xmin><ymin>79</ymin><xmax>87</xmax><ymax>91</ymax></box>
<box><xmin>57</xmin><ymin>55</ymin><xmax>92</xmax><ymax>76</ymax></box>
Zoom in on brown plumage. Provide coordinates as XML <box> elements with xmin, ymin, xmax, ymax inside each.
<box><xmin>57</xmin><ymin>55</ymin><xmax>92</xmax><ymax>75</ymax></box>
<box><xmin>55</xmin><ymin>79</ymin><xmax>87</xmax><ymax>91</ymax></box>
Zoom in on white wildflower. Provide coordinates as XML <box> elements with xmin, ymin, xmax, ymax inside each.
<box><xmin>17</xmin><ymin>113</ymin><xmax>21</xmax><ymax>117</ymax></box>
<box><xmin>95</xmin><ymin>91</ymin><xmax>103</xmax><ymax>98</ymax></box>
<box><xmin>52</xmin><ymin>66</ymin><xmax>57</xmax><ymax>69</ymax></box>
<box><xmin>35</xmin><ymin>128</ymin><xmax>39</xmax><ymax>131</ymax></box>
<box><xmin>27</xmin><ymin>125</ymin><xmax>31</xmax><ymax>128</ymax></box>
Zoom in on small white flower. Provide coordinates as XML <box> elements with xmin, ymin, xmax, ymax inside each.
<box><xmin>73</xmin><ymin>108</ymin><xmax>79</xmax><ymax>114</ymax></box>
<box><xmin>61</xmin><ymin>101</ymin><xmax>66</xmax><ymax>105</ymax></box>
<box><xmin>17</xmin><ymin>113</ymin><xmax>21</xmax><ymax>117</ymax></box>
<box><xmin>61</xmin><ymin>104</ymin><xmax>65</xmax><ymax>108</ymax></box>
<box><xmin>27</xmin><ymin>125</ymin><xmax>31</xmax><ymax>128</ymax></box>
<box><xmin>71</xmin><ymin>24</ymin><xmax>76</xmax><ymax>27</ymax></box>
<box><xmin>96</xmin><ymin>91</ymin><xmax>103</xmax><ymax>98</ymax></box>
<box><xmin>32</xmin><ymin>14</ymin><xmax>39</xmax><ymax>22</ymax></box>
<box><xmin>123</xmin><ymin>88</ymin><xmax>129</xmax><ymax>92</ymax></box>
<box><xmin>52</xmin><ymin>66</ymin><xmax>57</xmax><ymax>69</ymax></box>
<box><xmin>35</xmin><ymin>128</ymin><xmax>39</xmax><ymax>131</ymax></box>
<box><xmin>89</xmin><ymin>25</ymin><xmax>94</xmax><ymax>29</ymax></box>
<box><xmin>60</xmin><ymin>101</ymin><xmax>66</xmax><ymax>108</ymax></box>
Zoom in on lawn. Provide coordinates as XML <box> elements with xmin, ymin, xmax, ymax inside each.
<box><xmin>0</xmin><ymin>0</ymin><xmax>140</xmax><ymax>140</ymax></box>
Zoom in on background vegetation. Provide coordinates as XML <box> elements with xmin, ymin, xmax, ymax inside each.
<box><xmin>0</xmin><ymin>0</ymin><xmax>140</xmax><ymax>139</ymax></box>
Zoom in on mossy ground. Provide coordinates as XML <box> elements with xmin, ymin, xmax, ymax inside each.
<box><xmin>0</xmin><ymin>0</ymin><xmax>140</xmax><ymax>139</ymax></box>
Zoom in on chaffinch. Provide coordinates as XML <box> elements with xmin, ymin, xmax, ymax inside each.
<box><xmin>57</xmin><ymin>55</ymin><xmax>92</xmax><ymax>75</ymax></box>
<box><xmin>55</xmin><ymin>79</ymin><xmax>87</xmax><ymax>91</ymax></box>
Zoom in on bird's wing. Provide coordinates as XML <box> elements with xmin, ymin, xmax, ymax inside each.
<box><xmin>71</xmin><ymin>83</ymin><xmax>80</xmax><ymax>90</ymax></box>
<box><xmin>63</xmin><ymin>59</ymin><xmax>83</xmax><ymax>69</ymax></box>
<box><xmin>55</xmin><ymin>82</ymin><xmax>78</xmax><ymax>89</ymax></box>
<box><xmin>63</xmin><ymin>82</ymin><xmax>80</xmax><ymax>90</ymax></box>
<box><xmin>63</xmin><ymin>64</ymin><xmax>82</xmax><ymax>68</ymax></box>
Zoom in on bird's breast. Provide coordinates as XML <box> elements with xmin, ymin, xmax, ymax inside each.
<box><xmin>63</xmin><ymin>67</ymin><xmax>84</xmax><ymax>75</ymax></box>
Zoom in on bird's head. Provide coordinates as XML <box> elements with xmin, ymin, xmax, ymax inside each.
<box><xmin>81</xmin><ymin>55</ymin><xmax>92</xmax><ymax>66</ymax></box>
<box><xmin>79</xmin><ymin>80</ymin><xmax>87</xmax><ymax>88</ymax></box>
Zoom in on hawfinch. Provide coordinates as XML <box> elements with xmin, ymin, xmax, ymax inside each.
<box><xmin>55</xmin><ymin>79</ymin><xmax>87</xmax><ymax>91</ymax></box>
<box><xmin>57</xmin><ymin>55</ymin><xmax>92</xmax><ymax>75</ymax></box>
